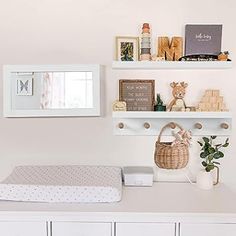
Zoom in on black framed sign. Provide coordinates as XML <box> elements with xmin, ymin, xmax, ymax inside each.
<box><xmin>185</xmin><ymin>24</ymin><xmax>222</xmax><ymax>56</ymax></box>
<box><xmin>119</xmin><ymin>80</ymin><xmax>155</xmax><ymax>111</ymax></box>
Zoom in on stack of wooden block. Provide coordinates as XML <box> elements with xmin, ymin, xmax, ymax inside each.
<box><xmin>140</xmin><ymin>23</ymin><xmax>151</xmax><ymax>61</ymax></box>
<box><xmin>197</xmin><ymin>90</ymin><xmax>228</xmax><ymax>112</ymax></box>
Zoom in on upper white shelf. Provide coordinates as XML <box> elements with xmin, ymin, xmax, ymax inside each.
<box><xmin>112</xmin><ymin>61</ymin><xmax>233</xmax><ymax>70</ymax></box>
<box><xmin>112</xmin><ymin>111</ymin><xmax>232</xmax><ymax>119</ymax></box>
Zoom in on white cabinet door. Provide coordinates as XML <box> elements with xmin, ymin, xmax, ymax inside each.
<box><xmin>53</xmin><ymin>222</ymin><xmax>111</xmax><ymax>236</ymax></box>
<box><xmin>116</xmin><ymin>223</ymin><xmax>175</xmax><ymax>236</ymax></box>
<box><xmin>0</xmin><ymin>221</ymin><xmax>47</xmax><ymax>236</ymax></box>
<box><xmin>181</xmin><ymin>223</ymin><xmax>236</xmax><ymax>236</ymax></box>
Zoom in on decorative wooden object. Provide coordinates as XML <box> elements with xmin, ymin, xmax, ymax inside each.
<box><xmin>151</xmin><ymin>55</ymin><xmax>165</xmax><ymax>61</ymax></box>
<box><xmin>119</xmin><ymin>80</ymin><xmax>155</xmax><ymax>111</ymax></box>
<box><xmin>196</xmin><ymin>90</ymin><xmax>228</xmax><ymax>112</ymax></box>
<box><xmin>167</xmin><ymin>82</ymin><xmax>188</xmax><ymax>112</ymax></box>
<box><xmin>112</xmin><ymin>100</ymin><xmax>127</xmax><ymax>111</ymax></box>
<box><xmin>158</xmin><ymin>37</ymin><xmax>183</xmax><ymax>61</ymax></box>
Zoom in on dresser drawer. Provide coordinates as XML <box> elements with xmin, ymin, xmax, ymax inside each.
<box><xmin>0</xmin><ymin>221</ymin><xmax>47</xmax><ymax>236</ymax></box>
<box><xmin>181</xmin><ymin>223</ymin><xmax>236</xmax><ymax>236</ymax></box>
<box><xmin>116</xmin><ymin>222</ymin><xmax>176</xmax><ymax>236</ymax></box>
<box><xmin>52</xmin><ymin>222</ymin><xmax>112</xmax><ymax>236</ymax></box>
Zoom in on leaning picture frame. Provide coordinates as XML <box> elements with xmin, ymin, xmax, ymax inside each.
<box><xmin>119</xmin><ymin>79</ymin><xmax>155</xmax><ymax>111</ymax></box>
<box><xmin>116</xmin><ymin>36</ymin><xmax>140</xmax><ymax>61</ymax></box>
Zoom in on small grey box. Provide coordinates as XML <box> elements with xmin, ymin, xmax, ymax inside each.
<box><xmin>185</xmin><ymin>24</ymin><xmax>222</xmax><ymax>56</ymax></box>
<box><xmin>123</xmin><ymin>166</ymin><xmax>154</xmax><ymax>186</ymax></box>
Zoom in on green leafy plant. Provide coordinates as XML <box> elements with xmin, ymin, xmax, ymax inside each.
<box><xmin>156</xmin><ymin>94</ymin><xmax>163</xmax><ymax>105</ymax></box>
<box><xmin>198</xmin><ymin>136</ymin><xmax>229</xmax><ymax>172</ymax></box>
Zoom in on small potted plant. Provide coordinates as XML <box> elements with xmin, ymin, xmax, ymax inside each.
<box><xmin>196</xmin><ymin>136</ymin><xmax>229</xmax><ymax>190</ymax></box>
<box><xmin>154</xmin><ymin>94</ymin><xmax>166</xmax><ymax>111</ymax></box>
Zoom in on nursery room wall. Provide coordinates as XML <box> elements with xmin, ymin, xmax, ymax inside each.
<box><xmin>0</xmin><ymin>0</ymin><xmax>235</xmax><ymax>188</ymax></box>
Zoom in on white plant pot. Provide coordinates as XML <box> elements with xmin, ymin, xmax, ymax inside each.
<box><xmin>196</xmin><ymin>170</ymin><xmax>214</xmax><ymax>190</ymax></box>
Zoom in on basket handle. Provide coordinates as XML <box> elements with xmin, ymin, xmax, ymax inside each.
<box><xmin>157</xmin><ymin>122</ymin><xmax>184</xmax><ymax>143</ymax></box>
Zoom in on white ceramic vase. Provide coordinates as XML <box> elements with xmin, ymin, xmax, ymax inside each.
<box><xmin>196</xmin><ymin>170</ymin><xmax>214</xmax><ymax>190</ymax></box>
<box><xmin>196</xmin><ymin>166</ymin><xmax>219</xmax><ymax>190</ymax></box>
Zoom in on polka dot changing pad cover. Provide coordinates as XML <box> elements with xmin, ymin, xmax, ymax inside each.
<box><xmin>0</xmin><ymin>165</ymin><xmax>122</xmax><ymax>203</ymax></box>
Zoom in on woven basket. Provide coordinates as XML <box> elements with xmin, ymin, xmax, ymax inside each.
<box><xmin>154</xmin><ymin>122</ymin><xmax>189</xmax><ymax>169</ymax></box>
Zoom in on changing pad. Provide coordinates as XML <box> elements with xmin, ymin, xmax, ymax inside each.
<box><xmin>0</xmin><ymin>165</ymin><xmax>122</xmax><ymax>203</ymax></box>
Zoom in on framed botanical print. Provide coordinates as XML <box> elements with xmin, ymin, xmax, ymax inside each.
<box><xmin>116</xmin><ymin>36</ymin><xmax>139</xmax><ymax>61</ymax></box>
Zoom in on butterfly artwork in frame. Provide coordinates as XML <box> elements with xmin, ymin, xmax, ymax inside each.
<box><xmin>16</xmin><ymin>78</ymin><xmax>33</xmax><ymax>96</ymax></box>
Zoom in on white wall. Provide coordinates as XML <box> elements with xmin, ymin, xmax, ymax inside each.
<box><xmin>0</xmin><ymin>0</ymin><xmax>235</xmax><ymax>189</ymax></box>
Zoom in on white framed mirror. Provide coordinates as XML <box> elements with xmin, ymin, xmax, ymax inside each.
<box><xmin>3</xmin><ymin>64</ymin><xmax>102</xmax><ymax>117</ymax></box>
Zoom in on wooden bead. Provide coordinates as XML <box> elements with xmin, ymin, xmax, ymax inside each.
<box><xmin>118</xmin><ymin>123</ymin><xmax>124</xmax><ymax>129</ymax></box>
<box><xmin>194</xmin><ymin>123</ymin><xmax>203</xmax><ymax>129</ymax></box>
<box><xmin>221</xmin><ymin>123</ymin><xmax>229</xmax><ymax>129</ymax></box>
<box><xmin>144</xmin><ymin>122</ymin><xmax>150</xmax><ymax>129</ymax></box>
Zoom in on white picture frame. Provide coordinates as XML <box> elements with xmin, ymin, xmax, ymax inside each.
<box><xmin>3</xmin><ymin>64</ymin><xmax>102</xmax><ymax>117</ymax></box>
<box><xmin>116</xmin><ymin>36</ymin><xmax>140</xmax><ymax>61</ymax></box>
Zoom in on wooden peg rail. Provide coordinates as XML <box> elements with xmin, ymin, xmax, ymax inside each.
<box><xmin>113</xmin><ymin>111</ymin><xmax>232</xmax><ymax>136</ymax></box>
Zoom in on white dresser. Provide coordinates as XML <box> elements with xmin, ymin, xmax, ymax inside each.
<box><xmin>0</xmin><ymin>183</ymin><xmax>236</xmax><ymax>236</ymax></box>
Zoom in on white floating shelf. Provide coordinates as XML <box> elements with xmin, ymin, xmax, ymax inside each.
<box><xmin>112</xmin><ymin>112</ymin><xmax>232</xmax><ymax>136</ymax></box>
<box><xmin>113</xmin><ymin>111</ymin><xmax>232</xmax><ymax>119</ymax></box>
<box><xmin>112</xmin><ymin>61</ymin><xmax>233</xmax><ymax>70</ymax></box>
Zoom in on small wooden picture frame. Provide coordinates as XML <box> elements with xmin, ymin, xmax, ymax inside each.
<box><xmin>119</xmin><ymin>80</ymin><xmax>155</xmax><ymax>111</ymax></box>
<box><xmin>116</xmin><ymin>36</ymin><xmax>140</xmax><ymax>61</ymax></box>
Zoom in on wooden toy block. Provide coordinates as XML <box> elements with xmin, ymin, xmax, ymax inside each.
<box><xmin>205</xmin><ymin>90</ymin><xmax>213</xmax><ymax>97</ymax></box>
<box><xmin>222</xmin><ymin>103</ymin><xmax>227</xmax><ymax>109</ymax></box>
<box><xmin>218</xmin><ymin>96</ymin><xmax>224</xmax><ymax>103</ymax></box>
<box><xmin>212</xmin><ymin>90</ymin><xmax>220</xmax><ymax>97</ymax></box>
<box><xmin>197</xmin><ymin>89</ymin><xmax>228</xmax><ymax>112</ymax></box>
<box><xmin>218</xmin><ymin>102</ymin><xmax>223</xmax><ymax>110</ymax></box>
<box><xmin>171</xmin><ymin>105</ymin><xmax>182</xmax><ymax>111</ymax></box>
<box><xmin>201</xmin><ymin>96</ymin><xmax>210</xmax><ymax>103</ymax></box>
<box><xmin>156</xmin><ymin>56</ymin><xmax>165</xmax><ymax>61</ymax></box>
<box><xmin>205</xmin><ymin>103</ymin><xmax>211</xmax><ymax>110</ymax></box>
<box><xmin>209</xmin><ymin>97</ymin><xmax>217</xmax><ymax>103</ymax></box>
<box><xmin>198</xmin><ymin>103</ymin><xmax>205</xmax><ymax>110</ymax></box>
